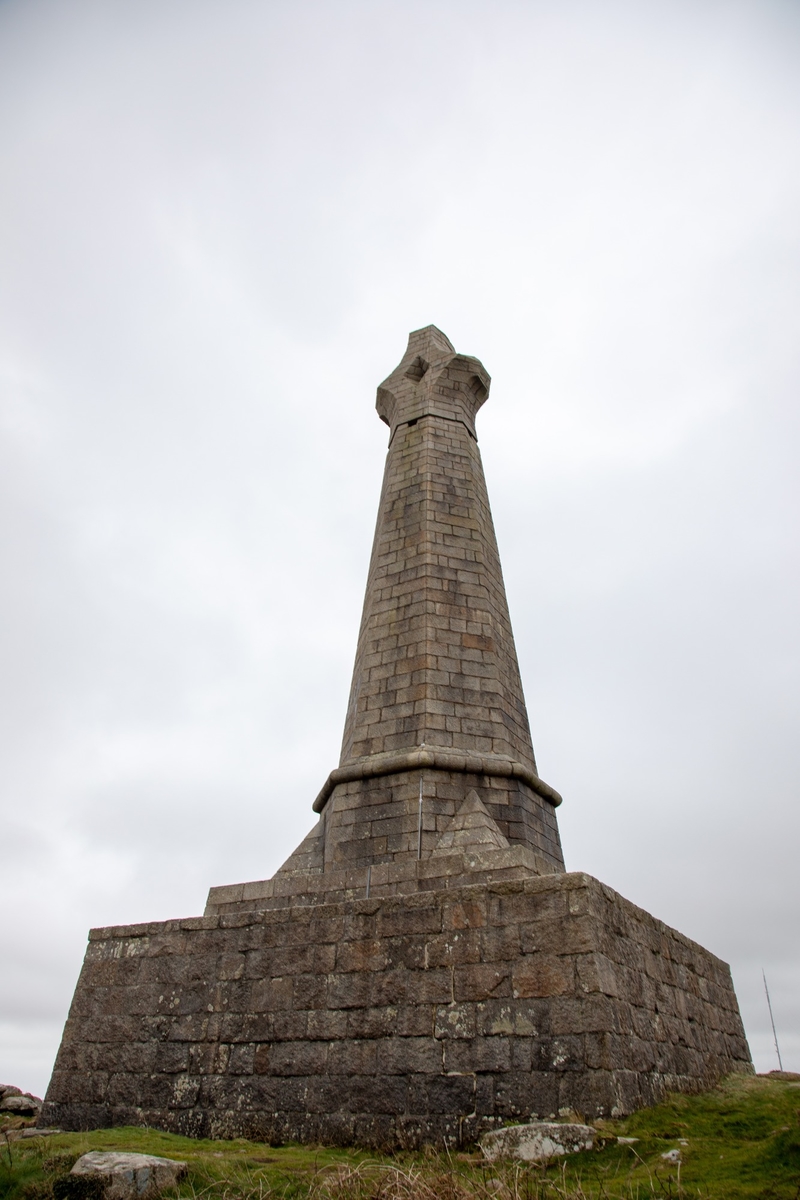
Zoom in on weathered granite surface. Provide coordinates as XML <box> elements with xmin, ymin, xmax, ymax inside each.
<box><xmin>69</xmin><ymin>1152</ymin><xmax>187</xmax><ymax>1200</ymax></box>
<box><xmin>0</xmin><ymin>1088</ymin><xmax>42</xmax><ymax>1116</ymax></box>
<box><xmin>41</xmin><ymin>872</ymin><xmax>750</xmax><ymax>1147</ymax></box>
<box><xmin>480</xmin><ymin>1120</ymin><xmax>596</xmax><ymax>1161</ymax></box>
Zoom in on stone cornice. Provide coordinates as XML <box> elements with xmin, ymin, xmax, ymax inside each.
<box><xmin>312</xmin><ymin>748</ymin><xmax>562</xmax><ymax>813</ymax></box>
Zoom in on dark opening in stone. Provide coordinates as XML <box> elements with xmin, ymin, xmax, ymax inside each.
<box><xmin>405</xmin><ymin>355</ymin><xmax>429</xmax><ymax>381</ymax></box>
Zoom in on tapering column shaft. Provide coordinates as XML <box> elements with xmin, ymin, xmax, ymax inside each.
<box><xmin>316</xmin><ymin>327</ymin><xmax>564</xmax><ymax>875</ymax></box>
<box><xmin>341</xmin><ymin>410</ymin><xmax>534</xmax><ymax>767</ymax></box>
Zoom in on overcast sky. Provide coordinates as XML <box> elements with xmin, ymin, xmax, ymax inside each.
<box><xmin>1</xmin><ymin>0</ymin><xmax>798</xmax><ymax>1099</ymax></box>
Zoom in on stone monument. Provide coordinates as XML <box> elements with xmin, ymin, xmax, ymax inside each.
<box><xmin>41</xmin><ymin>326</ymin><xmax>751</xmax><ymax>1147</ymax></box>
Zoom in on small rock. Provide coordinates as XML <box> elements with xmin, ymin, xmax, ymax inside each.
<box><xmin>481</xmin><ymin>1122</ymin><xmax>596</xmax><ymax>1162</ymax></box>
<box><xmin>0</xmin><ymin>1094</ymin><xmax>42</xmax><ymax>1115</ymax></box>
<box><xmin>617</xmin><ymin>1136</ymin><xmax>639</xmax><ymax>1145</ymax></box>
<box><xmin>661</xmin><ymin>1148</ymin><xmax>681</xmax><ymax>1164</ymax></box>
<box><xmin>4</xmin><ymin>1128</ymin><xmax>61</xmax><ymax>1143</ymax></box>
<box><xmin>69</xmin><ymin>1153</ymin><xmax>187</xmax><ymax>1200</ymax></box>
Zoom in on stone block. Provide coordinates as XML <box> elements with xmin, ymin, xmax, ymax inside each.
<box><xmin>492</xmin><ymin>1070</ymin><xmax>555</xmax><ymax>1119</ymax></box>
<box><xmin>476</xmin><ymin>998</ymin><xmax>547</xmax><ymax>1038</ymax></box>
<box><xmin>425</xmin><ymin>929</ymin><xmax>482</xmax><ymax>968</ymax></box>
<box><xmin>293</xmin><ymin>973</ymin><xmax>327</xmax><ymax>1009</ymax></box>
<box><xmin>435</xmin><ymin>1003</ymin><xmax>476</xmax><ymax>1039</ymax></box>
<box><xmin>304</xmin><ymin>1075</ymin><xmax>349</xmax><ymax>1114</ymax></box>
<box><xmin>444</xmin><ymin>1037</ymin><xmax>511</xmax><ymax>1074</ymax></box>
<box><xmin>371</xmin><ymin>967</ymin><xmax>451</xmax><ymax>1007</ymax></box>
<box><xmin>272</xmin><ymin>1010</ymin><xmax>309</xmax><ymax>1040</ymax></box>
<box><xmin>512</xmin><ymin>954</ymin><xmax>575</xmax><ymax>999</ymax></box>
<box><xmin>395</xmin><ymin>1005</ymin><xmax>434</xmax><ymax>1037</ymax></box>
<box><xmin>336</xmin><ymin>939</ymin><xmax>389</xmax><ymax>973</ymax></box>
<box><xmin>344</xmin><ymin>1074</ymin><xmax>409</xmax><ymax>1115</ymax></box>
<box><xmin>480</xmin><ymin>926</ymin><xmax>522</xmax><ymax>961</ymax></box>
<box><xmin>327</xmin><ymin>972</ymin><xmax>372</xmax><ymax>1010</ymax></box>
<box><xmin>454</xmin><ymin>962</ymin><xmax>512</xmax><ymax>1002</ymax></box>
<box><xmin>250</xmin><ymin>976</ymin><xmax>293</xmax><ymax>1013</ymax></box>
<box><xmin>230</xmin><ymin>1012</ymin><xmax>273</xmax><ymax>1043</ymax></box>
<box><xmin>481</xmin><ymin>1122</ymin><xmax>595</xmax><ymax>1162</ymax></box>
<box><xmin>327</xmin><ymin>1039</ymin><xmax>377</xmax><ymax>1076</ymax></box>
<box><xmin>376</xmin><ymin>1037</ymin><xmax>442</xmax><ymax>1075</ymax></box>
<box><xmin>408</xmin><ymin>1073</ymin><xmax>476</xmax><ymax>1115</ymax></box>
<box><xmin>263</xmin><ymin>1041</ymin><xmax>326</xmax><ymax>1080</ymax></box>
<box><xmin>377</xmin><ymin>904</ymin><xmax>442</xmax><ymax>937</ymax></box>
<box><xmin>68</xmin><ymin>1152</ymin><xmax>187</xmax><ymax>1200</ymax></box>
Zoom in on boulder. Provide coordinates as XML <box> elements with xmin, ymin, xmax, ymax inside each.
<box><xmin>68</xmin><ymin>1152</ymin><xmax>188</xmax><ymax>1200</ymax></box>
<box><xmin>0</xmin><ymin>1086</ymin><xmax>22</xmax><ymax>1099</ymax></box>
<box><xmin>481</xmin><ymin>1122</ymin><xmax>596</xmax><ymax>1162</ymax></box>
<box><xmin>5</xmin><ymin>1128</ymin><xmax>61</xmax><ymax>1142</ymax></box>
<box><xmin>0</xmin><ymin>1093</ymin><xmax>42</xmax><ymax>1115</ymax></box>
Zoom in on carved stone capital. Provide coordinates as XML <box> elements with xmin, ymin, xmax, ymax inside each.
<box><xmin>376</xmin><ymin>324</ymin><xmax>491</xmax><ymax>440</ymax></box>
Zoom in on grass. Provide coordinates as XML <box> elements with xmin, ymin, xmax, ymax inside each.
<box><xmin>1</xmin><ymin>1074</ymin><xmax>798</xmax><ymax>1200</ymax></box>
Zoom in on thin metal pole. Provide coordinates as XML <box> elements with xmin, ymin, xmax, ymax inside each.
<box><xmin>763</xmin><ymin>969</ymin><xmax>784</xmax><ymax>1071</ymax></box>
<box><xmin>365</xmin><ymin>864</ymin><xmax>371</xmax><ymax>899</ymax></box>
<box><xmin>417</xmin><ymin>773</ymin><xmax>423</xmax><ymax>859</ymax></box>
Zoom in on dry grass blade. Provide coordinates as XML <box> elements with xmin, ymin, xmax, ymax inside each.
<box><xmin>304</xmin><ymin>1156</ymin><xmax>687</xmax><ymax>1200</ymax></box>
<box><xmin>309</xmin><ymin>1159</ymin><xmax>477</xmax><ymax>1200</ymax></box>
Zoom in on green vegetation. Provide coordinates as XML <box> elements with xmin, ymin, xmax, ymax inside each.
<box><xmin>2</xmin><ymin>1075</ymin><xmax>798</xmax><ymax>1200</ymax></box>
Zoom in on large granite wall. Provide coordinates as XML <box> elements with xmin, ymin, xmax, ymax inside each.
<box><xmin>41</xmin><ymin>872</ymin><xmax>751</xmax><ymax>1148</ymax></box>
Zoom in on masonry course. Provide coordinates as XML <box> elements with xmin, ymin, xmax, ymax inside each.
<box><xmin>41</xmin><ymin>326</ymin><xmax>751</xmax><ymax>1146</ymax></box>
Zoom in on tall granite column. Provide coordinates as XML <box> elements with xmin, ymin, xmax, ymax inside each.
<box><xmin>310</xmin><ymin>326</ymin><xmax>564</xmax><ymax>875</ymax></box>
<box><xmin>42</xmin><ymin>325</ymin><xmax>752</xmax><ymax>1143</ymax></box>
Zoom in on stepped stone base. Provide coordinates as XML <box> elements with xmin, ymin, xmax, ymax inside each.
<box><xmin>41</xmin><ymin>870</ymin><xmax>751</xmax><ymax>1148</ymax></box>
<box><xmin>206</xmin><ymin>844</ymin><xmax>558</xmax><ymax>913</ymax></box>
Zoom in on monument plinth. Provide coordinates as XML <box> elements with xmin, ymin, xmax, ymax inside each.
<box><xmin>41</xmin><ymin>327</ymin><xmax>751</xmax><ymax>1147</ymax></box>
